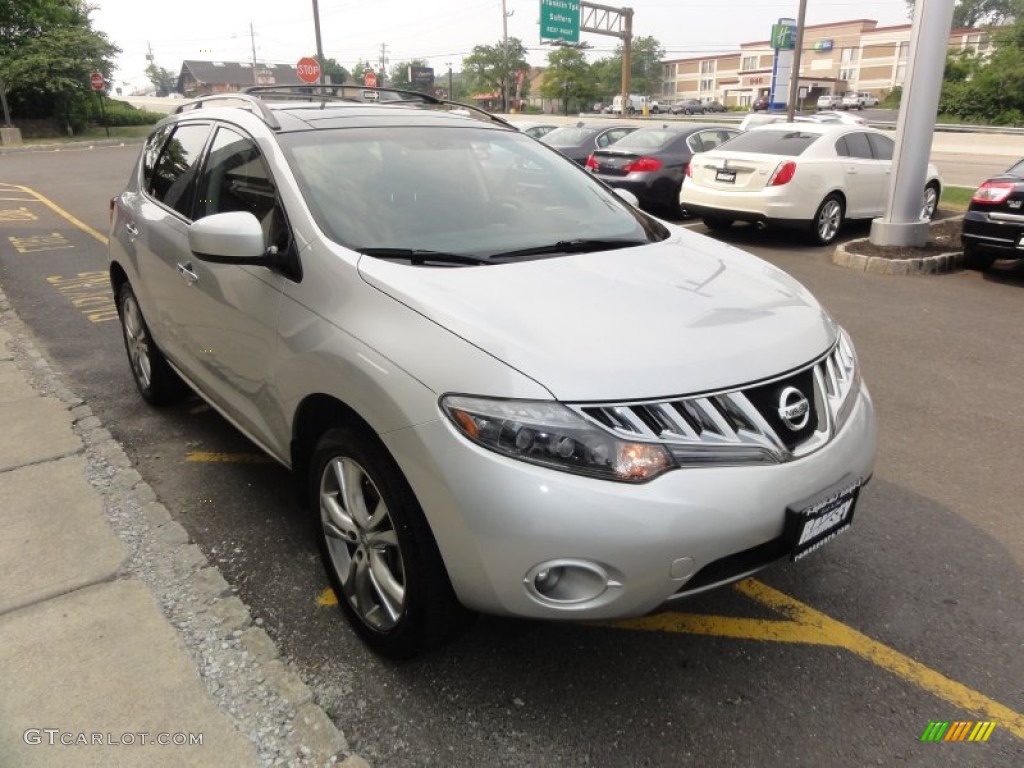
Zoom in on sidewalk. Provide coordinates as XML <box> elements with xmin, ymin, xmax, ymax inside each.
<box><xmin>0</xmin><ymin>293</ymin><xmax>361</xmax><ymax>766</ymax></box>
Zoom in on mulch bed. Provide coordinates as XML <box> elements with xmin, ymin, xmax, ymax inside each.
<box><xmin>843</xmin><ymin>212</ymin><xmax>963</xmax><ymax>259</ymax></box>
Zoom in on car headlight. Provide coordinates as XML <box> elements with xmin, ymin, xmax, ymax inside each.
<box><xmin>441</xmin><ymin>395</ymin><xmax>673</xmax><ymax>483</ymax></box>
<box><xmin>832</xmin><ymin>327</ymin><xmax>862</xmax><ymax>432</ymax></box>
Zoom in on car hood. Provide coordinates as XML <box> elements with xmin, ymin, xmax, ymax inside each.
<box><xmin>357</xmin><ymin>227</ymin><xmax>836</xmax><ymax>401</ymax></box>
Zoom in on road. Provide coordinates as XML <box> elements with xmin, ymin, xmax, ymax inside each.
<box><xmin>0</xmin><ymin>145</ymin><xmax>1021</xmax><ymax>767</ymax></box>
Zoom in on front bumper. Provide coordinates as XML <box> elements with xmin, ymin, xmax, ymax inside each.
<box><xmin>382</xmin><ymin>384</ymin><xmax>877</xmax><ymax>620</ymax></box>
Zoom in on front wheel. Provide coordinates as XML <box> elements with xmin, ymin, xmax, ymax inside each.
<box><xmin>921</xmin><ymin>183</ymin><xmax>940</xmax><ymax>221</ymax></box>
<box><xmin>810</xmin><ymin>194</ymin><xmax>845</xmax><ymax>246</ymax></box>
<box><xmin>311</xmin><ymin>425</ymin><xmax>473</xmax><ymax>658</ymax></box>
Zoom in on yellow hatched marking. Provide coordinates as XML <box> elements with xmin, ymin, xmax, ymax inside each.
<box><xmin>0</xmin><ymin>207</ymin><xmax>37</xmax><ymax>221</ymax></box>
<box><xmin>47</xmin><ymin>271</ymin><xmax>117</xmax><ymax>323</ymax></box>
<box><xmin>9</xmin><ymin>233</ymin><xmax>74</xmax><ymax>253</ymax></box>
<box><xmin>3</xmin><ymin>184</ymin><xmax>108</xmax><ymax>245</ymax></box>
<box><xmin>184</xmin><ymin>451</ymin><xmax>275</xmax><ymax>464</ymax></box>
<box><xmin>605</xmin><ymin>578</ymin><xmax>1024</xmax><ymax>740</ymax></box>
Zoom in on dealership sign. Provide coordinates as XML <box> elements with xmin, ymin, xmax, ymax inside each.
<box><xmin>813</xmin><ymin>39</ymin><xmax>834</xmax><ymax>52</ymax></box>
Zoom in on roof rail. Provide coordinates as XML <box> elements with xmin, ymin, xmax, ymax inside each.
<box><xmin>174</xmin><ymin>93</ymin><xmax>281</xmax><ymax>130</ymax></box>
<box><xmin>240</xmin><ymin>85</ymin><xmax>512</xmax><ymax>129</ymax></box>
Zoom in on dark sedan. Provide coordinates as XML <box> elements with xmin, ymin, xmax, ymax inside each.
<box><xmin>961</xmin><ymin>159</ymin><xmax>1024</xmax><ymax>270</ymax></box>
<box><xmin>540</xmin><ymin>123</ymin><xmax>638</xmax><ymax>165</ymax></box>
<box><xmin>585</xmin><ymin>124</ymin><xmax>740</xmax><ymax>215</ymax></box>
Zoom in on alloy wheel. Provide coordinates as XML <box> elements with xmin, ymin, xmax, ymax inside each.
<box><xmin>921</xmin><ymin>185</ymin><xmax>939</xmax><ymax>220</ymax></box>
<box><xmin>319</xmin><ymin>456</ymin><xmax>406</xmax><ymax>631</ymax></box>
<box><xmin>817</xmin><ymin>198</ymin><xmax>843</xmax><ymax>243</ymax></box>
<box><xmin>121</xmin><ymin>293</ymin><xmax>152</xmax><ymax>390</ymax></box>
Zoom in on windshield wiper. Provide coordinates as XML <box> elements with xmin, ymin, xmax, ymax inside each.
<box><xmin>486</xmin><ymin>238</ymin><xmax>649</xmax><ymax>259</ymax></box>
<box><xmin>356</xmin><ymin>248</ymin><xmax>490</xmax><ymax>266</ymax></box>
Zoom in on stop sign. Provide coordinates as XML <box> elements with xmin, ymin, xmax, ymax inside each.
<box><xmin>364</xmin><ymin>71</ymin><xmax>377</xmax><ymax>88</ymax></box>
<box><xmin>90</xmin><ymin>72</ymin><xmax>104</xmax><ymax>91</ymax></box>
<box><xmin>296</xmin><ymin>57</ymin><xmax>321</xmax><ymax>84</ymax></box>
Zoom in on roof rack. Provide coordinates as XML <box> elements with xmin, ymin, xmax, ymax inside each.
<box><xmin>173</xmin><ymin>93</ymin><xmax>281</xmax><ymax>129</ymax></box>
<box><xmin>239</xmin><ymin>85</ymin><xmax>512</xmax><ymax>129</ymax></box>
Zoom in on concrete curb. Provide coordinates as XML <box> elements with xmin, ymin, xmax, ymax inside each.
<box><xmin>0</xmin><ymin>137</ymin><xmax>146</xmax><ymax>154</ymax></box>
<box><xmin>832</xmin><ymin>214</ymin><xmax>964</xmax><ymax>275</ymax></box>
<box><xmin>0</xmin><ymin>290</ymin><xmax>362</xmax><ymax>767</ymax></box>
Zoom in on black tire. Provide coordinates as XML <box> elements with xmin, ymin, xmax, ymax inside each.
<box><xmin>117</xmin><ymin>282</ymin><xmax>186</xmax><ymax>406</ymax></box>
<box><xmin>310</xmin><ymin>425</ymin><xmax>473</xmax><ymax>658</ymax></box>
<box><xmin>703</xmin><ymin>216</ymin><xmax>735</xmax><ymax>232</ymax></box>
<box><xmin>809</xmin><ymin>194</ymin><xmax>845</xmax><ymax>246</ymax></box>
<box><xmin>922</xmin><ymin>182</ymin><xmax>940</xmax><ymax>221</ymax></box>
<box><xmin>962</xmin><ymin>242</ymin><xmax>995</xmax><ymax>271</ymax></box>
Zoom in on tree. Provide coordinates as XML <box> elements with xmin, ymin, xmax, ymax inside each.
<box><xmin>388</xmin><ymin>59</ymin><xmax>430</xmax><ymax>92</ymax></box>
<box><xmin>321</xmin><ymin>57</ymin><xmax>350</xmax><ymax>85</ymax></box>
<box><xmin>589</xmin><ymin>36</ymin><xmax>664</xmax><ymax>99</ymax></box>
<box><xmin>462</xmin><ymin>37</ymin><xmax>529</xmax><ymax>111</ymax></box>
<box><xmin>540</xmin><ymin>47</ymin><xmax>597</xmax><ymax>114</ymax></box>
<box><xmin>0</xmin><ymin>0</ymin><xmax>119</xmax><ymax>132</ymax></box>
<box><xmin>145</xmin><ymin>64</ymin><xmax>175</xmax><ymax>96</ymax></box>
<box><xmin>939</xmin><ymin>15</ymin><xmax>1024</xmax><ymax>123</ymax></box>
<box><xmin>904</xmin><ymin>0</ymin><xmax>1022</xmax><ymax>27</ymax></box>
<box><xmin>351</xmin><ymin>59</ymin><xmax>375</xmax><ymax>85</ymax></box>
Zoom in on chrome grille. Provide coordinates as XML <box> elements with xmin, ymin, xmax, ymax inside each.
<box><xmin>571</xmin><ymin>338</ymin><xmax>858</xmax><ymax>465</ymax></box>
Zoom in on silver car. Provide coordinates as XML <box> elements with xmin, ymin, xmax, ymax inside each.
<box><xmin>109</xmin><ymin>88</ymin><xmax>877</xmax><ymax>658</ymax></box>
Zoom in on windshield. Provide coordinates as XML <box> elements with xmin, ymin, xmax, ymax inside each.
<box><xmin>280</xmin><ymin>126</ymin><xmax>667</xmax><ymax>260</ymax></box>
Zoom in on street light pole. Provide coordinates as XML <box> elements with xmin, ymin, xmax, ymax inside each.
<box><xmin>447</xmin><ymin>62</ymin><xmax>453</xmax><ymax>100</ymax></box>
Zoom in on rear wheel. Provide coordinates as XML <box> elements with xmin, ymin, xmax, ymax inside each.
<box><xmin>310</xmin><ymin>425</ymin><xmax>473</xmax><ymax>658</ymax></box>
<box><xmin>703</xmin><ymin>216</ymin><xmax>735</xmax><ymax>232</ymax></box>
<box><xmin>117</xmin><ymin>282</ymin><xmax>186</xmax><ymax>405</ymax></box>
<box><xmin>962</xmin><ymin>242</ymin><xmax>995</xmax><ymax>271</ymax></box>
<box><xmin>810</xmin><ymin>194</ymin><xmax>844</xmax><ymax>246</ymax></box>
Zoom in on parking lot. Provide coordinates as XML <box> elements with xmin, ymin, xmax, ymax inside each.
<box><xmin>0</xmin><ymin>141</ymin><xmax>1021</xmax><ymax>766</ymax></box>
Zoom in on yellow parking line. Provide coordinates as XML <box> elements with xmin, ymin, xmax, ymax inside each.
<box><xmin>316</xmin><ymin>588</ymin><xmax>338</xmax><ymax>607</ymax></box>
<box><xmin>7</xmin><ymin>183</ymin><xmax>108</xmax><ymax>245</ymax></box>
<box><xmin>608</xmin><ymin>578</ymin><xmax>1023</xmax><ymax>740</ymax></box>
<box><xmin>184</xmin><ymin>451</ymin><xmax>275</xmax><ymax>464</ymax></box>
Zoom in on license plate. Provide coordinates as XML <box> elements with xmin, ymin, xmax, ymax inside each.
<box><xmin>715</xmin><ymin>170</ymin><xmax>736</xmax><ymax>183</ymax></box>
<box><xmin>785</xmin><ymin>480</ymin><xmax>860</xmax><ymax>561</ymax></box>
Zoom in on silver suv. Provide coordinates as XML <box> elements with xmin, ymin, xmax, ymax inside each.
<box><xmin>109</xmin><ymin>87</ymin><xmax>877</xmax><ymax>657</ymax></box>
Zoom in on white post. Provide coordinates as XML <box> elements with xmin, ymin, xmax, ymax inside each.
<box><xmin>869</xmin><ymin>0</ymin><xmax>956</xmax><ymax>247</ymax></box>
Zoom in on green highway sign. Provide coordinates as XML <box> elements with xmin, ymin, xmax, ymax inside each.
<box><xmin>540</xmin><ymin>0</ymin><xmax>580</xmax><ymax>44</ymax></box>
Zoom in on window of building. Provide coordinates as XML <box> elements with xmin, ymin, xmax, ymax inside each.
<box><xmin>700</xmin><ymin>60</ymin><xmax>715</xmax><ymax>74</ymax></box>
<box><xmin>741</xmin><ymin>55</ymin><xmax>758</xmax><ymax>71</ymax></box>
<box><xmin>700</xmin><ymin>78</ymin><xmax>714</xmax><ymax>92</ymax></box>
<box><xmin>839</xmin><ymin>47</ymin><xmax>859</xmax><ymax>82</ymax></box>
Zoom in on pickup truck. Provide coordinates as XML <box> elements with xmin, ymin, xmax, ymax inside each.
<box><xmin>841</xmin><ymin>91</ymin><xmax>878</xmax><ymax>110</ymax></box>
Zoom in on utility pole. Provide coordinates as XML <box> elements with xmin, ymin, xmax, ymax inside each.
<box><xmin>501</xmin><ymin>0</ymin><xmax>512</xmax><ymax>112</ymax></box>
<box><xmin>620</xmin><ymin>9</ymin><xmax>633</xmax><ymax>116</ymax></box>
<box><xmin>447</xmin><ymin>62</ymin><xmax>454</xmax><ymax>100</ymax></box>
<box><xmin>311</xmin><ymin>0</ymin><xmax>325</xmax><ymax>84</ymax></box>
<box><xmin>379</xmin><ymin>42</ymin><xmax>389</xmax><ymax>86</ymax></box>
<box><xmin>786</xmin><ymin>0</ymin><xmax>808</xmax><ymax>121</ymax></box>
<box><xmin>249</xmin><ymin>23</ymin><xmax>258</xmax><ymax>84</ymax></box>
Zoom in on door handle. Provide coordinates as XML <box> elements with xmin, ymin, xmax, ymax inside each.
<box><xmin>125</xmin><ymin>222</ymin><xmax>139</xmax><ymax>238</ymax></box>
<box><xmin>176</xmin><ymin>262</ymin><xmax>199</xmax><ymax>285</ymax></box>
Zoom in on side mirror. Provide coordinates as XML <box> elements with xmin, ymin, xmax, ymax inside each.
<box><xmin>613</xmin><ymin>187</ymin><xmax>640</xmax><ymax>207</ymax></box>
<box><xmin>189</xmin><ymin>211</ymin><xmax>266</xmax><ymax>263</ymax></box>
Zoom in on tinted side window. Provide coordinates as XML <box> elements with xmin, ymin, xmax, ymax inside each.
<box><xmin>141</xmin><ymin>125</ymin><xmax>172</xmax><ymax>191</ymax></box>
<box><xmin>149</xmin><ymin>123</ymin><xmax>212</xmax><ymax>218</ymax></box>
<box><xmin>842</xmin><ymin>132</ymin><xmax>874</xmax><ymax>159</ymax></box>
<box><xmin>867</xmin><ymin>133</ymin><xmax>894</xmax><ymax>161</ymax></box>
<box><xmin>834</xmin><ymin>137</ymin><xmax>850</xmax><ymax>157</ymax></box>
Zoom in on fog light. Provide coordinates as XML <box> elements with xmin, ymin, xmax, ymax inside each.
<box><xmin>534</xmin><ymin>567</ymin><xmax>563</xmax><ymax>595</ymax></box>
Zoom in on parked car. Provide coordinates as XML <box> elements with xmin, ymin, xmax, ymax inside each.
<box><xmin>810</xmin><ymin>110</ymin><xmax>867</xmax><ymax>126</ymax></box>
<box><xmin>540</xmin><ymin>122</ymin><xmax>637</xmax><ymax>165</ymax></box>
<box><xmin>817</xmin><ymin>93</ymin><xmax>843</xmax><ymax>110</ymax></box>
<box><xmin>671</xmin><ymin>99</ymin><xmax>706</xmax><ymax>115</ymax></box>
<box><xmin>109</xmin><ymin>87</ymin><xmax>877</xmax><ymax>658</ymax></box>
<box><xmin>586</xmin><ymin>124</ymin><xmax>740</xmax><ymax>215</ymax></box>
<box><xmin>702</xmin><ymin>100</ymin><xmax>728</xmax><ymax>113</ymax></box>
<box><xmin>751</xmin><ymin>95</ymin><xmax>770</xmax><ymax>111</ymax></box>
<box><xmin>680</xmin><ymin>122</ymin><xmax>941</xmax><ymax>245</ymax></box>
<box><xmin>508</xmin><ymin>120</ymin><xmax>558</xmax><ymax>139</ymax></box>
<box><xmin>961</xmin><ymin>158</ymin><xmax>1024</xmax><ymax>270</ymax></box>
<box><xmin>841</xmin><ymin>92</ymin><xmax>879</xmax><ymax>110</ymax></box>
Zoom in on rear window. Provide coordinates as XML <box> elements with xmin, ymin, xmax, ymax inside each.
<box><xmin>611</xmin><ymin>130</ymin><xmax>681</xmax><ymax>151</ymax></box>
<box><xmin>716</xmin><ymin>130</ymin><xmax>818</xmax><ymax>157</ymax></box>
<box><xmin>542</xmin><ymin>126</ymin><xmax>597</xmax><ymax>145</ymax></box>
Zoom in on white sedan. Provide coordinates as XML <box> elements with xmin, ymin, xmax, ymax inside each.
<box><xmin>679</xmin><ymin>122</ymin><xmax>942</xmax><ymax>245</ymax></box>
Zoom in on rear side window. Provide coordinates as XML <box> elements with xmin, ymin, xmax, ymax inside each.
<box><xmin>148</xmin><ymin>123</ymin><xmax>212</xmax><ymax>218</ymax></box>
<box><xmin>714</xmin><ymin>130</ymin><xmax>817</xmax><ymax>157</ymax></box>
<box><xmin>141</xmin><ymin>125</ymin><xmax>172</xmax><ymax>192</ymax></box>
<box><xmin>836</xmin><ymin>132</ymin><xmax>873</xmax><ymax>159</ymax></box>
<box><xmin>866</xmin><ymin>133</ymin><xmax>894</xmax><ymax>160</ymax></box>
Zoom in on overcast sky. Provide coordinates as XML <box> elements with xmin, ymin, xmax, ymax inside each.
<box><xmin>90</xmin><ymin>0</ymin><xmax>915</xmax><ymax>88</ymax></box>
